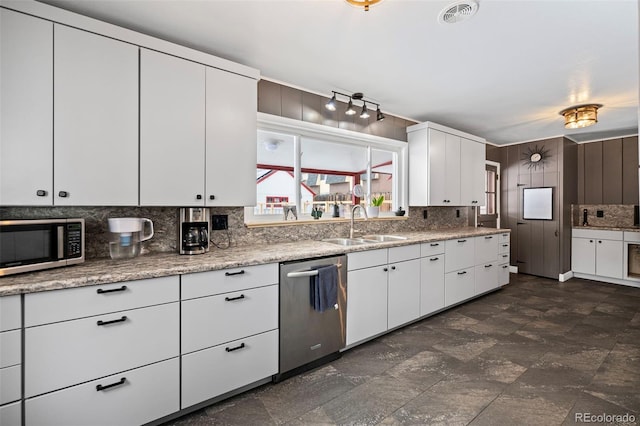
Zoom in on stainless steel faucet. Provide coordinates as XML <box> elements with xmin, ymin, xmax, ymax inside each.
<box><xmin>350</xmin><ymin>205</ymin><xmax>369</xmax><ymax>239</ymax></box>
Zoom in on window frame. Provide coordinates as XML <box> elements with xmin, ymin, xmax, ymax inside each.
<box><xmin>246</xmin><ymin>113</ymin><xmax>409</xmax><ymax>225</ymax></box>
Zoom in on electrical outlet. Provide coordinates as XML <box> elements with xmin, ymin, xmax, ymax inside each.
<box><xmin>212</xmin><ymin>214</ymin><xmax>228</xmax><ymax>230</ymax></box>
<box><xmin>596</xmin><ymin>210</ymin><xmax>604</xmax><ymax>218</ymax></box>
<box><xmin>456</xmin><ymin>209</ymin><xmax>460</xmax><ymax>218</ymax></box>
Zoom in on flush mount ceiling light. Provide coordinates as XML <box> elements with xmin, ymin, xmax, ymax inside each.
<box><xmin>325</xmin><ymin>91</ymin><xmax>385</xmax><ymax>121</ymax></box>
<box><xmin>345</xmin><ymin>0</ymin><xmax>383</xmax><ymax>12</ymax></box>
<box><xmin>559</xmin><ymin>104</ymin><xmax>603</xmax><ymax>129</ymax></box>
<box><xmin>438</xmin><ymin>1</ymin><xmax>479</xmax><ymax>24</ymax></box>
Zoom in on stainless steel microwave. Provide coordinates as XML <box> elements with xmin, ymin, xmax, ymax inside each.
<box><xmin>0</xmin><ymin>218</ymin><xmax>85</xmax><ymax>276</ymax></box>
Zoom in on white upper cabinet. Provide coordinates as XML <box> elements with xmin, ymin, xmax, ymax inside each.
<box><xmin>1</xmin><ymin>9</ymin><xmax>53</xmax><ymax>206</ymax></box>
<box><xmin>54</xmin><ymin>25</ymin><xmax>139</xmax><ymax>205</ymax></box>
<box><xmin>140</xmin><ymin>49</ymin><xmax>206</xmax><ymax>206</ymax></box>
<box><xmin>205</xmin><ymin>67</ymin><xmax>257</xmax><ymax>206</ymax></box>
<box><xmin>408</xmin><ymin>122</ymin><xmax>486</xmax><ymax>207</ymax></box>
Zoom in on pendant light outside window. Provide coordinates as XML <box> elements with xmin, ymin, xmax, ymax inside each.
<box><xmin>559</xmin><ymin>104</ymin><xmax>602</xmax><ymax>129</ymax></box>
<box><xmin>360</xmin><ymin>102</ymin><xmax>370</xmax><ymax>119</ymax></box>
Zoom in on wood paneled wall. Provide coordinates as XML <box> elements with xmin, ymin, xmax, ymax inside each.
<box><xmin>577</xmin><ymin>136</ymin><xmax>638</xmax><ymax>205</ymax></box>
<box><xmin>258</xmin><ymin>80</ymin><xmax>417</xmax><ymax>141</ymax></box>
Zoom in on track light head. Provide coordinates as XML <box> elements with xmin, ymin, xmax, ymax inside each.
<box><xmin>325</xmin><ymin>93</ymin><xmax>337</xmax><ymax>111</ymax></box>
<box><xmin>345</xmin><ymin>98</ymin><xmax>356</xmax><ymax>115</ymax></box>
<box><xmin>376</xmin><ymin>106</ymin><xmax>385</xmax><ymax>121</ymax></box>
<box><xmin>360</xmin><ymin>102</ymin><xmax>370</xmax><ymax>119</ymax></box>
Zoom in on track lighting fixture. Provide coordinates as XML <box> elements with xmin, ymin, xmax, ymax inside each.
<box><xmin>325</xmin><ymin>91</ymin><xmax>384</xmax><ymax>121</ymax></box>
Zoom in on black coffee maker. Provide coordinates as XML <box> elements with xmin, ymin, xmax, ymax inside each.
<box><xmin>179</xmin><ymin>208</ymin><xmax>211</xmax><ymax>255</ymax></box>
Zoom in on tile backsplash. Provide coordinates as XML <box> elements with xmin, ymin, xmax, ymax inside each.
<box><xmin>572</xmin><ymin>204</ymin><xmax>636</xmax><ymax>228</ymax></box>
<box><xmin>1</xmin><ymin>206</ymin><xmax>472</xmax><ymax>259</ymax></box>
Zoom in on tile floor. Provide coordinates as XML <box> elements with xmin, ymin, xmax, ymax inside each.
<box><xmin>165</xmin><ymin>274</ymin><xmax>640</xmax><ymax>425</ymax></box>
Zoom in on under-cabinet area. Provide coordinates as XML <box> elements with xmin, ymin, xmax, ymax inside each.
<box><xmin>0</xmin><ymin>228</ymin><xmax>509</xmax><ymax>425</ymax></box>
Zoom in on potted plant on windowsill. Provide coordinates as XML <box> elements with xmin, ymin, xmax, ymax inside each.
<box><xmin>367</xmin><ymin>195</ymin><xmax>384</xmax><ymax>218</ymax></box>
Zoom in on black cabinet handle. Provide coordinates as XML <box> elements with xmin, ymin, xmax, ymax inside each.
<box><xmin>458</xmin><ymin>239</ymin><xmax>467</xmax><ymax>243</ymax></box>
<box><xmin>391</xmin><ymin>266</ymin><xmax>396</xmax><ymax>270</ymax></box>
<box><xmin>598</xmin><ymin>240</ymin><xmax>602</xmax><ymax>244</ymax></box>
<box><xmin>224</xmin><ymin>270</ymin><xmax>245</xmax><ymax>276</ymax></box>
<box><xmin>36</xmin><ymin>190</ymin><xmax>47</xmax><ymax>197</ymax></box>
<box><xmin>97</xmin><ymin>285</ymin><xmax>127</xmax><ymax>294</ymax></box>
<box><xmin>485</xmin><ymin>236</ymin><xmax>493</xmax><ymax>239</ymax></box>
<box><xmin>383</xmin><ymin>267</ymin><xmax>388</xmax><ymax>272</ymax></box>
<box><xmin>209</xmin><ymin>195</ymin><xmax>215</xmax><ymax>200</ymax></box>
<box><xmin>97</xmin><ymin>316</ymin><xmax>127</xmax><ymax>326</ymax></box>
<box><xmin>589</xmin><ymin>240</ymin><xmax>593</xmax><ymax>243</ymax></box>
<box><xmin>517</xmin><ymin>183</ymin><xmax>526</xmax><ymax>187</ymax></box>
<box><xmin>96</xmin><ymin>377</ymin><xmax>126</xmax><ymax>392</ymax></box>
<box><xmin>457</xmin><ymin>271</ymin><xmax>467</xmax><ymax>275</ymax></box>
<box><xmin>485</xmin><ymin>264</ymin><xmax>493</xmax><ymax>268</ymax></box>
<box><xmin>502</xmin><ymin>254</ymin><xmax>508</xmax><ymax>258</ymax></box>
<box><xmin>196</xmin><ymin>194</ymin><xmax>202</xmax><ymax>200</ymax></box>
<box><xmin>430</xmin><ymin>257</ymin><xmax>439</xmax><ymax>261</ymax></box>
<box><xmin>430</xmin><ymin>243</ymin><xmax>439</xmax><ymax>246</ymax></box>
<box><xmin>225</xmin><ymin>294</ymin><xmax>245</xmax><ymax>302</ymax></box>
<box><xmin>517</xmin><ymin>222</ymin><xmax>526</xmax><ymax>225</ymax></box>
<box><xmin>225</xmin><ymin>343</ymin><xmax>245</xmax><ymax>352</ymax></box>
<box><xmin>503</xmin><ymin>265</ymin><xmax>509</xmax><ymax>269</ymax></box>
<box><xmin>58</xmin><ymin>191</ymin><xmax>68</xmax><ymax>198</ymax></box>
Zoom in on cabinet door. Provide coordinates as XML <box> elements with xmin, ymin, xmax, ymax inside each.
<box><xmin>572</xmin><ymin>237</ymin><xmax>596</xmax><ymax>275</ymax></box>
<box><xmin>443</xmin><ymin>133</ymin><xmax>461</xmax><ymax>205</ymax></box>
<box><xmin>596</xmin><ymin>239</ymin><xmax>623</xmax><ymax>279</ymax></box>
<box><xmin>1</xmin><ymin>10</ymin><xmax>53</xmax><ymax>206</ymax></box>
<box><xmin>140</xmin><ymin>49</ymin><xmax>206</xmax><ymax>206</ymax></box>
<box><xmin>0</xmin><ymin>401</ymin><xmax>21</xmax><ymax>426</ymax></box>
<box><xmin>205</xmin><ymin>67</ymin><xmax>257</xmax><ymax>206</ymax></box>
<box><xmin>387</xmin><ymin>259</ymin><xmax>421</xmax><ymax>329</ymax></box>
<box><xmin>460</xmin><ymin>138</ymin><xmax>485</xmax><ymax>206</ymax></box>
<box><xmin>475</xmin><ymin>235</ymin><xmax>498</xmax><ymax>265</ymax></box>
<box><xmin>346</xmin><ymin>266</ymin><xmax>388</xmax><ymax>346</ymax></box>
<box><xmin>427</xmin><ymin>129</ymin><xmax>448</xmax><ymax>206</ymax></box>
<box><xmin>445</xmin><ymin>268</ymin><xmax>475</xmax><ymax>306</ymax></box>
<box><xmin>475</xmin><ymin>263</ymin><xmax>498</xmax><ymax>294</ymax></box>
<box><xmin>54</xmin><ymin>25</ymin><xmax>138</xmax><ymax>205</ymax></box>
<box><xmin>445</xmin><ymin>238</ymin><xmax>475</xmax><ymax>272</ymax></box>
<box><xmin>420</xmin><ymin>255</ymin><xmax>445</xmax><ymax>316</ymax></box>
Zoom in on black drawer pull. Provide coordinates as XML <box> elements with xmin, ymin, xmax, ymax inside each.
<box><xmin>383</xmin><ymin>267</ymin><xmax>388</xmax><ymax>272</ymax></box>
<box><xmin>209</xmin><ymin>195</ymin><xmax>215</xmax><ymax>200</ymax></box>
<box><xmin>391</xmin><ymin>266</ymin><xmax>396</xmax><ymax>270</ymax></box>
<box><xmin>97</xmin><ymin>316</ymin><xmax>127</xmax><ymax>326</ymax></box>
<box><xmin>97</xmin><ymin>285</ymin><xmax>127</xmax><ymax>294</ymax></box>
<box><xmin>457</xmin><ymin>271</ymin><xmax>467</xmax><ymax>275</ymax></box>
<box><xmin>503</xmin><ymin>265</ymin><xmax>509</xmax><ymax>269</ymax></box>
<box><xmin>485</xmin><ymin>264</ymin><xmax>493</xmax><ymax>268</ymax></box>
<box><xmin>36</xmin><ymin>190</ymin><xmax>47</xmax><ymax>197</ymax></box>
<box><xmin>502</xmin><ymin>244</ymin><xmax>508</xmax><ymax>247</ymax></box>
<box><xmin>225</xmin><ymin>294</ymin><xmax>245</xmax><ymax>302</ymax></box>
<box><xmin>485</xmin><ymin>236</ymin><xmax>493</xmax><ymax>239</ymax></box>
<box><xmin>458</xmin><ymin>239</ymin><xmax>467</xmax><ymax>243</ymax></box>
<box><xmin>96</xmin><ymin>377</ymin><xmax>126</xmax><ymax>392</ymax></box>
<box><xmin>430</xmin><ymin>243</ymin><xmax>439</xmax><ymax>246</ymax></box>
<box><xmin>58</xmin><ymin>191</ymin><xmax>69</xmax><ymax>198</ymax></box>
<box><xmin>196</xmin><ymin>194</ymin><xmax>202</xmax><ymax>200</ymax></box>
<box><xmin>430</xmin><ymin>257</ymin><xmax>439</xmax><ymax>261</ymax></box>
<box><xmin>225</xmin><ymin>270</ymin><xmax>245</xmax><ymax>276</ymax></box>
<box><xmin>225</xmin><ymin>343</ymin><xmax>245</xmax><ymax>352</ymax></box>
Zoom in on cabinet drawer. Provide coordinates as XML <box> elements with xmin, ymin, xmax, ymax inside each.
<box><xmin>572</xmin><ymin>228</ymin><xmax>622</xmax><ymax>241</ymax></box>
<box><xmin>347</xmin><ymin>249</ymin><xmax>387</xmax><ymax>271</ymax></box>
<box><xmin>0</xmin><ymin>329</ymin><xmax>21</xmax><ymax>368</ymax></box>
<box><xmin>0</xmin><ymin>364</ymin><xmax>21</xmax><ymax>405</ymax></box>
<box><xmin>421</xmin><ymin>240</ymin><xmax>445</xmax><ymax>257</ymax></box>
<box><xmin>0</xmin><ymin>295</ymin><xmax>21</xmax><ymax>332</ymax></box>
<box><xmin>498</xmin><ymin>242</ymin><xmax>510</xmax><ymax>254</ymax></box>
<box><xmin>0</xmin><ymin>400</ymin><xmax>21</xmax><ymax>426</ymax></box>
<box><xmin>498</xmin><ymin>252</ymin><xmax>510</xmax><ymax>264</ymax></box>
<box><xmin>25</xmin><ymin>357</ymin><xmax>179</xmax><ymax>426</ymax></box>
<box><xmin>444</xmin><ymin>267</ymin><xmax>475</xmax><ymax>306</ymax></box>
<box><xmin>498</xmin><ymin>263</ymin><xmax>510</xmax><ymax>286</ymax></box>
<box><xmin>624</xmin><ymin>231</ymin><xmax>640</xmax><ymax>242</ymax></box>
<box><xmin>182</xmin><ymin>284</ymin><xmax>278</xmax><ymax>354</ymax></box>
<box><xmin>25</xmin><ymin>302</ymin><xmax>179</xmax><ymax>397</ymax></box>
<box><xmin>475</xmin><ymin>263</ymin><xmax>498</xmax><ymax>294</ymax></box>
<box><xmin>182</xmin><ymin>329</ymin><xmax>278</xmax><ymax>409</ymax></box>
<box><xmin>181</xmin><ymin>263</ymin><xmax>278</xmax><ymax>300</ymax></box>
<box><xmin>475</xmin><ymin>235</ymin><xmax>498</xmax><ymax>265</ymax></box>
<box><xmin>444</xmin><ymin>238</ymin><xmax>475</xmax><ymax>272</ymax></box>
<box><xmin>499</xmin><ymin>232</ymin><xmax>510</xmax><ymax>243</ymax></box>
<box><xmin>25</xmin><ymin>276</ymin><xmax>178</xmax><ymax>327</ymax></box>
<box><xmin>388</xmin><ymin>244</ymin><xmax>421</xmax><ymax>263</ymax></box>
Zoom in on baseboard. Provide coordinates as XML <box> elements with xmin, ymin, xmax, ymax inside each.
<box><xmin>559</xmin><ymin>271</ymin><xmax>574</xmax><ymax>282</ymax></box>
<box><xmin>509</xmin><ymin>265</ymin><xmax>518</xmax><ymax>274</ymax></box>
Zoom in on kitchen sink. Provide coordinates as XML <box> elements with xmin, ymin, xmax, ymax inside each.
<box><xmin>322</xmin><ymin>238</ymin><xmax>373</xmax><ymax>246</ymax></box>
<box><xmin>361</xmin><ymin>234</ymin><xmax>408</xmax><ymax>242</ymax></box>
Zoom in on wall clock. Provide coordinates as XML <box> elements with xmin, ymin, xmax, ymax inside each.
<box><xmin>522</xmin><ymin>145</ymin><xmax>550</xmax><ymax>169</ymax></box>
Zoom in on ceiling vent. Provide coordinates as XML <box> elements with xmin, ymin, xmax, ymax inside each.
<box><xmin>438</xmin><ymin>1</ymin><xmax>479</xmax><ymax>24</ymax></box>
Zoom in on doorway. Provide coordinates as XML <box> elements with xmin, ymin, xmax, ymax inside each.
<box><xmin>477</xmin><ymin>161</ymin><xmax>500</xmax><ymax>228</ymax></box>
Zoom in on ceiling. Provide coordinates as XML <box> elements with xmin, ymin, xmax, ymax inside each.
<box><xmin>39</xmin><ymin>0</ymin><xmax>639</xmax><ymax>145</ymax></box>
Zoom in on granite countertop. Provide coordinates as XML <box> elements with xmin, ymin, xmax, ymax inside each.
<box><xmin>0</xmin><ymin>227</ymin><xmax>509</xmax><ymax>296</ymax></box>
<box><xmin>572</xmin><ymin>225</ymin><xmax>640</xmax><ymax>232</ymax></box>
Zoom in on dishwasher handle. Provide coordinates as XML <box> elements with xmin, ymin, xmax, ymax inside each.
<box><xmin>286</xmin><ymin>262</ymin><xmax>343</xmax><ymax>278</ymax></box>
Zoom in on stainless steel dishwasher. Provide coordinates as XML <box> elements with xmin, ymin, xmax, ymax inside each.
<box><xmin>275</xmin><ymin>254</ymin><xmax>347</xmax><ymax>382</ymax></box>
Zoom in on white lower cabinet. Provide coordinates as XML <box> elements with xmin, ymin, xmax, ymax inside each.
<box><xmin>387</xmin><ymin>258</ymin><xmax>421</xmax><ymax>329</ymax></box>
<box><xmin>475</xmin><ymin>263</ymin><xmax>498</xmax><ymax>294</ymax></box>
<box><xmin>0</xmin><ymin>401</ymin><xmax>21</xmax><ymax>426</ymax></box>
<box><xmin>420</xmin><ymin>254</ymin><xmax>445</xmax><ymax>316</ymax></box>
<box><xmin>25</xmin><ymin>358</ymin><xmax>179</xmax><ymax>426</ymax></box>
<box><xmin>182</xmin><ymin>330</ymin><xmax>278</xmax><ymax>409</ymax></box>
<box><xmin>572</xmin><ymin>229</ymin><xmax>623</xmax><ymax>279</ymax></box>
<box><xmin>346</xmin><ymin>259</ymin><xmax>389</xmax><ymax>346</ymax></box>
<box><xmin>498</xmin><ymin>263</ymin><xmax>510</xmax><ymax>286</ymax></box>
<box><xmin>0</xmin><ymin>365</ymin><xmax>21</xmax><ymax>405</ymax></box>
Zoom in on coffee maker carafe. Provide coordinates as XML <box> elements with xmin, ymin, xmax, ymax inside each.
<box><xmin>179</xmin><ymin>208</ymin><xmax>211</xmax><ymax>255</ymax></box>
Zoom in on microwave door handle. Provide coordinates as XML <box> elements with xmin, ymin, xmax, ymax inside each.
<box><xmin>57</xmin><ymin>225</ymin><xmax>65</xmax><ymax>259</ymax></box>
